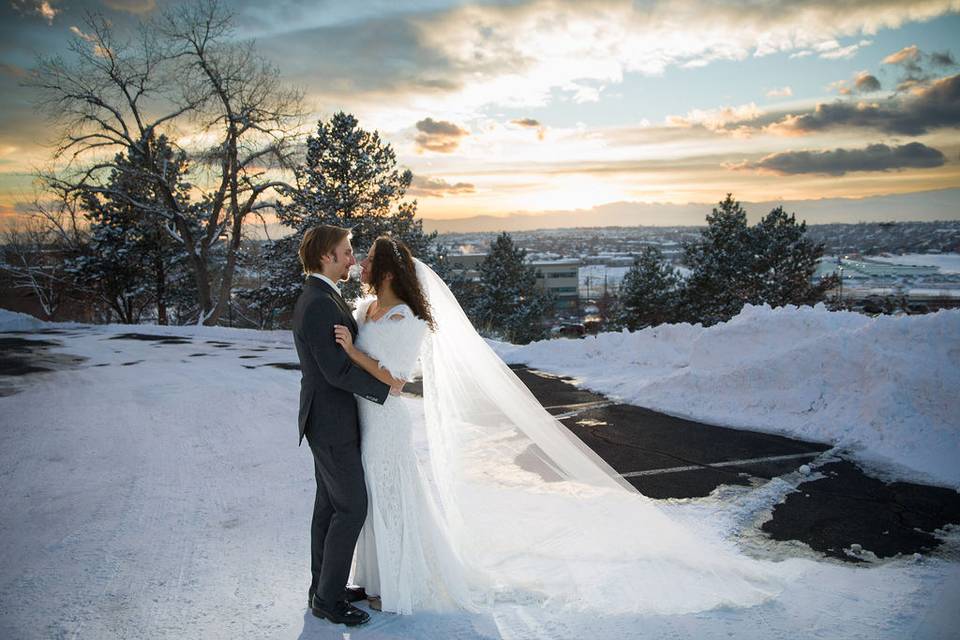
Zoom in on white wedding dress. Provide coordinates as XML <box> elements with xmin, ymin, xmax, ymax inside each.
<box><xmin>349</xmin><ymin>261</ymin><xmax>801</xmax><ymax>616</ymax></box>
<box><xmin>350</xmin><ymin>298</ymin><xmax>475</xmax><ymax>614</ymax></box>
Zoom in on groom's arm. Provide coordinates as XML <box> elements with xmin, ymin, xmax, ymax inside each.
<box><xmin>302</xmin><ymin>298</ymin><xmax>390</xmax><ymax>405</ymax></box>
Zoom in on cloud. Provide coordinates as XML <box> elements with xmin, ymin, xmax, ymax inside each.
<box><xmin>732</xmin><ymin>142</ymin><xmax>945</xmax><ymax>176</ymax></box>
<box><xmin>408</xmin><ymin>175</ymin><xmax>476</xmax><ymax>197</ymax></box>
<box><xmin>883</xmin><ymin>45</ymin><xmax>921</xmax><ymax>67</ymax></box>
<box><xmin>0</xmin><ymin>63</ymin><xmax>27</xmax><ymax>78</ymax></box>
<box><xmin>766</xmin><ymin>86</ymin><xmax>793</xmax><ymax>98</ymax></box>
<box><xmin>511</xmin><ymin>117</ymin><xmax>546</xmax><ymax>140</ymax></box>
<box><xmin>69</xmin><ymin>25</ymin><xmax>112</xmax><ymax>58</ymax></box>
<box><xmin>883</xmin><ymin>44</ymin><xmax>959</xmax><ymax>91</ymax></box>
<box><xmin>10</xmin><ymin>0</ymin><xmax>59</xmax><ymax>24</ymax></box>
<box><xmin>854</xmin><ymin>72</ymin><xmax>882</xmax><ymax>92</ymax></box>
<box><xmin>819</xmin><ymin>39</ymin><xmax>872</xmax><ymax>59</ymax></box>
<box><xmin>931</xmin><ymin>50</ymin><xmax>957</xmax><ymax>67</ymax></box>
<box><xmin>101</xmin><ymin>0</ymin><xmax>157</xmax><ymax>14</ymax></box>
<box><xmin>765</xmin><ymin>73</ymin><xmax>960</xmax><ymax>136</ymax></box>
<box><xmin>828</xmin><ymin>70</ymin><xmax>882</xmax><ymax>96</ymax></box>
<box><xmin>414</xmin><ymin>117</ymin><xmax>469</xmax><ymax>153</ymax></box>
<box><xmin>256</xmin><ymin>0</ymin><xmax>959</xmax><ymax>124</ymax></box>
<box><xmin>827</xmin><ymin>79</ymin><xmax>852</xmax><ymax>95</ymax></box>
<box><xmin>666</xmin><ymin>102</ymin><xmax>763</xmax><ymax>134</ymax></box>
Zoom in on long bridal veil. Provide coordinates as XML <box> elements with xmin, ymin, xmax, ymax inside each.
<box><xmin>412</xmin><ymin>259</ymin><xmax>797</xmax><ymax>614</ymax></box>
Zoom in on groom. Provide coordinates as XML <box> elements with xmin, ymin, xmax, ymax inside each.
<box><xmin>291</xmin><ymin>225</ymin><xmax>396</xmax><ymax>627</ymax></box>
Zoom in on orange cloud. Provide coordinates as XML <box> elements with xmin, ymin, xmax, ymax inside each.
<box><xmin>414</xmin><ymin>118</ymin><xmax>469</xmax><ymax>153</ymax></box>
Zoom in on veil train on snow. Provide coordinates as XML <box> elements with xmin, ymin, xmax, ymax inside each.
<box><xmin>410</xmin><ymin>258</ymin><xmax>797</xmax><ymax>614</ymax></box>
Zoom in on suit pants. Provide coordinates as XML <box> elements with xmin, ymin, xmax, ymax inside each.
<box><xmin>306</xmin><ymin>433</ymin><xmax>368</xmax><ymax>605</ymax></box>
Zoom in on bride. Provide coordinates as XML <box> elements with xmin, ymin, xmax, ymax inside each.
<box><xmin>333</xmin><ymin>235</ymin><xmax>794</xmax><ymax>616</ymax></box>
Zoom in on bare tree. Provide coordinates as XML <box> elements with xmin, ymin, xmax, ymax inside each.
<box><xmin>0</xmin><ymin>218</ymin><xmax>73</xmax><ymax>319</ymax></box>
<box><xmin>28</xmin><ymin>0</ymin><xmax>305</xmax><ymax>325</ymax></box>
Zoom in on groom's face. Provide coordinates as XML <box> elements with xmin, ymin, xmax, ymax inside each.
<box><xmin>323</xmin><ymin>236</ymin><xmax>356</xmax><ymax>282</ymax></box>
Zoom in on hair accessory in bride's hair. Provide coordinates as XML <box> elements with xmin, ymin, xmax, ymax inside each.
<box><xmin>387</xmin><ymin>236</ymin><xmax>404</xmax><ymax>264</ymax></box>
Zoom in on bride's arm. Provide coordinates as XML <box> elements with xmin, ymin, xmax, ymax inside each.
<box><xmin>333</xmin><ymin>324</ymin><xmax>405</xmax><ymax>394</ymax></box>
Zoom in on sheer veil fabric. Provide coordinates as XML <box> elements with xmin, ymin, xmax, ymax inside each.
<box><xmin>409</xmin><ymin>258</ymin><xmax>797</xmax><ymax>614</ymax></box>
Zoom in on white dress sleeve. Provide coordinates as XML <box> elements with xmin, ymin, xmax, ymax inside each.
<box><xmin>354</xmin><ymin>296</ymin><xmax>377</xmax><ymax>325</ymax></box>
<box><xmin>370</xmin><ymin>305</ymin><xmax>428</xmax><ymax>381</ymax></box>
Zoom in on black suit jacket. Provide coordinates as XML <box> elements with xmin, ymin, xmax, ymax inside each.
<box><xmin>291</xmin><ymin>277</ymin><xmax>390</xmax><ymax>446</ymax></box>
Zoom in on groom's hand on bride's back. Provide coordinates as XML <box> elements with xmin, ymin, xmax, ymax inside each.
<box><xmin>389</xmin><ymin>381</ymin><xmax>404</xmax><ymax>396</ymax></box>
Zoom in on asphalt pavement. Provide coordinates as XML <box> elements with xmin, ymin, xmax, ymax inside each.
<box><xmin>503</xmin><ymin>365</ymin><xmax>960</xmax><ymax>563</ymax></box>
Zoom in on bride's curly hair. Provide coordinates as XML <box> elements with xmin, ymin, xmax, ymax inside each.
<box><xmin>367</xmin><ymin>235</ymin><xmax>436</xmax><ymax>331</ymax></box>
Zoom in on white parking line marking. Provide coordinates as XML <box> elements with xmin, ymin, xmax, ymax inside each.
<box><xmin>547</xmin><ymin>400</ymin><xmax>615</xmax><ymax>419</ymax></box>
<box><xmin>620</xmin><ymin>452</ymin><xmax>822</xmax><ymax>477</ymax></box>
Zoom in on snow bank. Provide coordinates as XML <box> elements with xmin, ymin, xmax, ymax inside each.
<box><xmin>0</xmin><ymin>308</ymin><xmax>292</xmax><ymax>345</ymax></box>
<box><xmin>494</xmin><ymin>304</ymin><xmax>960</xmax><ymax>489</ymax></box>
<box><xmin>0</xmin><ymin>309</ymin><xmax>45</xmax><ymax>332</ymax></box>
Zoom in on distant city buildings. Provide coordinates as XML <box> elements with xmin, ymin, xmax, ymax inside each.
<box><xmin>443</xmin><ymin>253</ymin><xmax>485</xmax><ymax>282</ymax></box>
<box><xmin>444</xmin><ymin>253</ymin><xmax>582</xmax><ymax>314</ymax></box>
<box><xmin>441</xmin><ymin>221</ymin><xmax>960</xmax><ymax>320</ymax></box>
<box><xmin>815</xmin><ymin>254</ymin><xmax>960</xmax><ymax>312</ymax></box>
<box><xmin>530</xmin><ymin>258</ymin><xmax>580</xmax><ymax>313</ymax></box>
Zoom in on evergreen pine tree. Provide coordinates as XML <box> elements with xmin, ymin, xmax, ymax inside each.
<box><xmin>474</xmin><ymin>233</ymin><xmax>549</xmax><ymax>344</ymax></box>
<box><xmin>618</xmin><ymin>245</ymin><xmax>680</xmax><ymax>330</ymax></box>
<box><xmin>749</xmin><ymin>206</ymin><xmax>837</xmax><ymax>306</ymax></box>
<box><xmin>680</xmin><ymin>194</ymin><xmax>753</xmax><ymax>325</ymax></box>
<box><xmin>68</xmin><ymin>135</ymin><xmax>191</xmax><ymax>324</ymax></box>
<box><xmin>248</xmin><ymin>113</ymin><xmax>438</xmax><ymax>320</ymax></box>
<box><xmin>680</xmin><ymin>194</ymin><xmax>837</xmax><ymax>326</ymax></box>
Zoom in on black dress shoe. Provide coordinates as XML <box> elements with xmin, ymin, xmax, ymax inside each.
<box><xmin>308</xmin><ymin>587</ymin><xmax>367</xmax><ymax>606</ymax></box>
<box><xmin>311</xmin><ymin>597</ymin><xmax>370</xmax><ymax>626</ymax></box>
<box><xmin>343</xmin><ymin>586</ymin><xmax>368</xmax><ymax>603</ymax></box>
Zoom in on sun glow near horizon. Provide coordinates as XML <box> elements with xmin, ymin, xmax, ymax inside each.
<box><xmin>0</xmin><ymin>1</ymin><xmax>958</xmax><ymax>230</ymax></box>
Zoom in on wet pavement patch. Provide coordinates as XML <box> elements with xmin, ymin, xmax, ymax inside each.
<box><xmin>509</xmin><ymin>364</ymin><xmax>606</xmax><ymax>408</ymax></box>
<box><xmin>559</xmin><ymin>403</ymin><xmax>830</xmax><ymax>499</ymax></box>
<box><xmin>0</xmin><ymin>335</ymin><xmax>87</xmax><ymax>395</ymax></box>
<box><xmin>0</xmin><ymin>355</ymin><xmax>52</xmax><ymax>376</ymax></box>
<box><xmin>503</xmin><ymin>366</ymin><xmax>830</xmax><ymax>498</ymax></box>
<box><xmin>504</xmin><ymin>366</ymin><xmax>960</xmax><ymax>563</ymax></box>
<box><xmin>0</xmin><ymin>337</ymin><xmax>61</xmax><ymax>352</ymax></box>
<box><xmin>761</xmin><ymin>459</ymin><xmax>960</xmax><ymax>562</ymax></box>
<box><xmin>0</xmin><ymin>337</ymin><xmax>62</xmax><ymax>376</ymax></box>
<box><xmin>109</xmin><ymin>333</ymin><xmax>192</xmax><ymax>345</ymax></box>
<box><xmin>264</xmin><ymin>362</ymin><xmax>300</xmax><ymax>370</ymax></box>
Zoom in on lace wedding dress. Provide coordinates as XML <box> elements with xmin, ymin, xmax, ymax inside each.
<box><xmin>350</xmin><ymin>298</ymin><xmax>475</xmax><ymax>614</ymax></box>
<box><xmin>349</xmin><ymin>262</ymin><xmax>801</xmax><ymax>616</ymax></box>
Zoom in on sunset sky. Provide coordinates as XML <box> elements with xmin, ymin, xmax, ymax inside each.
<box><xmin>1</xmin><ymin>0</ymin><xmax>959</xmax><ymax>229</ymax></box>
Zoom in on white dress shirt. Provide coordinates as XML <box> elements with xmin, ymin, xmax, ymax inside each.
<box><xmin>310</xmin><ymin>273</ymin><xmax>342</xmax><ymax>297</ymax></box>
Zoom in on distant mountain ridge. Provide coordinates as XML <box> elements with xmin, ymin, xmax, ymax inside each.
<box><xmin>420</xmin><ymin>188</ymin><xmax>960</xmax><ymax>233</ymax></box>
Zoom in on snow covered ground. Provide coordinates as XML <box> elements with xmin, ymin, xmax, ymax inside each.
<box><xmin>494</xmin><ymin>303</ymin><xmax>960</xmax><ymax>490</ymax></box>
<box><xmin>870</xmin><ymin>253</ymin><xmax>960</xmax><ymax>274</ymax></box>
<box><xmin>1</xmin><ymin>308</ymin><xmax>959</xmax><ymax>639</ymax></box>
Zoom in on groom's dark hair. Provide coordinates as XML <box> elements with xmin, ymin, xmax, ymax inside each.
<box><xmin>299</xmin><ymin>225</ymin><xmax>351</xmax><ymax>274</ymax></box>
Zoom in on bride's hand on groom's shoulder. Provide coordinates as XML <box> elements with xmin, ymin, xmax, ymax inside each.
<box><xmin>333</xmin><ymin>324</ymin><xmax>354</xmax><ymax>354</ymax></box>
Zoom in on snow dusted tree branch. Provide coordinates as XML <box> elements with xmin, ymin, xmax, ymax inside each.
<box><xmin>27</xmin><ymin>0</ymin><xmax>307</xmax><ymax>326</ymax></box>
